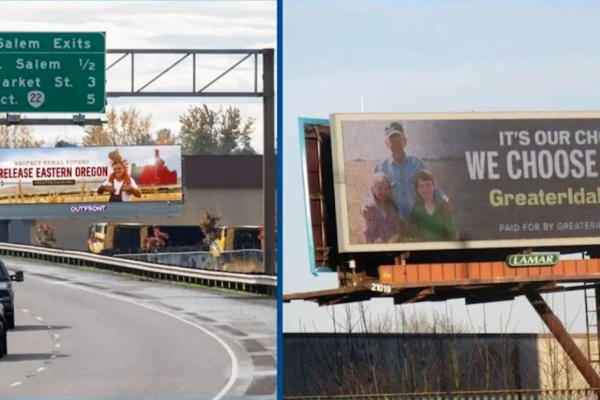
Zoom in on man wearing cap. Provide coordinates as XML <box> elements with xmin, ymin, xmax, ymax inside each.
<box><xmin>374</xmin><ymin>121</ymin><xmax>451</xmax><ymax>238</ymax></box>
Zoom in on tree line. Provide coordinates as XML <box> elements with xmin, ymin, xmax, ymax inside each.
<box><xmin>1</xmin><ymin>104</ymin><xmax>257</xmax><ymax>155</ymax></box>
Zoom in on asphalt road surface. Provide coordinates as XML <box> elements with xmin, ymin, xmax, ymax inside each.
<box><xmin>0</xmin><ymin>258</ymin><xmax>276</xmax><ymax>399</ymax></box>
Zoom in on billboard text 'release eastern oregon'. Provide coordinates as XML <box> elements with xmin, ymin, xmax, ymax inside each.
<box><xmin>330</xmin><ymin>111</ymin><xmax>600</xmax><ymax>252</ymax></box>
<box><xmin>0</xmin><ymin>145</ymin><xmax>183</xmax><ymax>205</ymax></box>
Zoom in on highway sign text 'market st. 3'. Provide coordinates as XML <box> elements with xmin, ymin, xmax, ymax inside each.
<box><xmin>0</xmin><ymin>32</ymin><xmax>106</xmax><ymax>113</ymax></box>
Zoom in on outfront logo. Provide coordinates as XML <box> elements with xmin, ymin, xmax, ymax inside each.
<box><xmin>69</xmin><ymin>205</ymin><xmax>108</xmax><ymax>213</ymax></box>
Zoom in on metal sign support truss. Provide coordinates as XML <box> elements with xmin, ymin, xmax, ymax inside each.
<box><xmin>0</xmin><ymin>48</ymin><xmax>277</xmax><ymax>278</ymax></box>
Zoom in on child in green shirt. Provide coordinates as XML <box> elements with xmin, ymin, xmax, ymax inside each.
<box><xmin>409</xmin><ymin>170</ymin><xmax>460</xmax><ymax>242</ymax></box>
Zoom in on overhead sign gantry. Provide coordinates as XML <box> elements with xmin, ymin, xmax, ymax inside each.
<box><xmin>0</xmin><ymin>31</ymin><xmax>276</xmax><ymax>277</ymax></box>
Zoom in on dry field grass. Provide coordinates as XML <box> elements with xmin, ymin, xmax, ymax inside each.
<box><xmin>0</xmin><ymin>180</ymin><xmax>183</xmax><ymax>204</ymax></box>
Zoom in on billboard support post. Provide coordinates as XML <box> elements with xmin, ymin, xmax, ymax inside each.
<box><xmin>585</xmin><ymin>283</ymin><xmax>600</xmax><ymax>371</ymax></box>
<box><xmin>262</xmin><ymin>49</ymin><xmax>276</xmax><ymax>277</ymax></box>
<box><xmin>525</xmin><ymin>290</ymin><xmax>600</xmax><ymax>393</ymax></box>
<box><xmin>394</xmin><ymin>252</ymin><xmax>410</xmax><ymax>266</ymax></box>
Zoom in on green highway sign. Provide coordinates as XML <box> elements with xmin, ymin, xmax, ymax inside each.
<box><xmin>506</xmin><ymin>252</ymin><xmax>560</xmax><ymax>268</ymax></box>
<box><xmin>0</xmin><ymin>32</ymin><xmax>106</xmax><ymax>113</ymax></box>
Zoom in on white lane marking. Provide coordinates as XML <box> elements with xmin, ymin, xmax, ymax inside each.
<box><xmin>54</xmin><ymin>334</ymin><xmax>59</xmax><ymax>338</ymax></box>
<box><xmin>30</xmin><ymin>275</ymin><xmax>239</xmax><ymax>400</ymax></box>
<box><xmin>9</xmin><ymin>381</ymin><xmax>22</xmax><ymax>387</ymax></box>
<box><xmin>55</xmin><ymin>343</ymin><xmax>61</xmax><ymax>348</ymax></box>
<box><xmin>251</xmin><ymin>370</ymin><xmax>277</xmax><ymax>376</ymax></box>
<box><xmin>21</xmin><ymin>309</ymin><xmax>28</xmax><ymax>313</ymax></box>
<box><xmin>43</xmin><ymin>281</ymin><xmax>70</xmax><ymax>285</ymax></box>
<box><xmin>35</xmin><ymin>316</ymin><xmax>43</xmax><ymax>321</ymax></box>
<box><xmin>248</xmin><ymin>351</ymin><xmax>273</xmax><ymax>357</ymax></box>
<box><xmin>36</xmin><ymin>367</ymin><xmax>45</xmax><ymax>372</ymax></box>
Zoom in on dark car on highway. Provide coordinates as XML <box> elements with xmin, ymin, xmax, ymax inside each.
<box><xmin>0</xmin><ymin>261</ymin><xmax>24</xmax><ymax>330</ymax></box>
<box><xmin>0</xmin><ymin>303</ymin><xmax>7</xmax><ymax>357</ymax></box>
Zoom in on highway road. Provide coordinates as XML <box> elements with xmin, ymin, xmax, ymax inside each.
<box><xmin>0</xmin><ymin>258</ymin><xmax>276</xmax><ymax>399</ymax></box>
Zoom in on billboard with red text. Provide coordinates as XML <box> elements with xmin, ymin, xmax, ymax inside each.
<box><xmin>0</xmin><ymin>144</ymin><xmax>183</xmax><ymax>207</ymax></box>
<box><xmin>330</xmin><ymin>111</ymin><xmax>600</xmax><ymax>252</ymax></box>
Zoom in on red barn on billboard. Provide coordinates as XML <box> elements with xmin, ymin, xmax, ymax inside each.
<box><xmin>132</xmin><ymin>149</ymin><xmax>178</xmax><ymax>186</ymax></box>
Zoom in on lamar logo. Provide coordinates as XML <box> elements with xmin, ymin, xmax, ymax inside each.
<box><xmin>506</xmin><ymin>253</ymin><xmax>560</xmax><ymax>268</ymax></box>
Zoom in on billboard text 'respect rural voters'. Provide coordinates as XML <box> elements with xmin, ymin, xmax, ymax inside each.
<box><xmin>330</xmin><ymin>112</ymin><xmax>600</xmax><ymax>252</ymax></box>
<box><xmin>0</xmin><ymin>144</ymin><xmax>183</xmax><ymax>206</ymax></box>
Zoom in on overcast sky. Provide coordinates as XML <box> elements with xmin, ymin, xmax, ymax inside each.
<box><xmin>0</xmin><ymin>1</ymin><xmax>276</xmax><ymax>152</ymax></box>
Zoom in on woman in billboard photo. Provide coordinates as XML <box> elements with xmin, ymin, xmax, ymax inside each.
<box><xmin>408</xmin><ymin>170</ymin><xmax>460</xmax><ymax>242</ymax></box>
<box><xmin>97</xmin><ymin>149</ymin><xmax>142</xmax><ymax>202</ymax></box>
<box><xmin>360</xmin><ymin>173</ymin><xmax>402</xmax><ymax>243</ymax></box>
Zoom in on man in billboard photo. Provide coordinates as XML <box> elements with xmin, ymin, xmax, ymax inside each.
<box><xmin>360</xmin><ymin>172</ymin><xmax>402</xmax><ymax>243</ymax></box>
<box><xmin>371</xmin><ymin>121</ymin><xmax>452</xmax><ymax>241</ymax></box>
<box><xmin>408</xmin><ymin>170</ymin><xmax>460</xmax><ymax>242</ymax></box>
<box><xmin>97</xmin><ymin>149</ymin><xmax>142</xmax><ymax>202</ymax></box>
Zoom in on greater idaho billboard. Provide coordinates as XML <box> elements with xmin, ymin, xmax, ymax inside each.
<box><xmin>0</xmin><ymin>144</ymin><xmax>183</xmax><ymax>208</ymax></box>
<box><xmin>330</xmin><ymin>111</ymin><xmax>600</xmax><ymax>252</ymax></box>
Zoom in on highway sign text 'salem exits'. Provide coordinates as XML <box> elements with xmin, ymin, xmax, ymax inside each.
<box><xmin>0</xmin><ymin>32</ymin><xmax>106</xmax><ymax>113</ymax></box>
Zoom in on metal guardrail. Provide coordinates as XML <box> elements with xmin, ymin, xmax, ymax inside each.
<box><xmin>116</xmin><ymin>249</ymin><xmax>270</xmax><ymax>274</ymax></box>
<box><xmin>284</xmin><ymin>388</ymin><xmax>599</xmax><ymax>400</ymax></box>
<box><xmin>0</xmin><ymin>243</ymin><xmax>276</xmax><ymax>295</ymax></box>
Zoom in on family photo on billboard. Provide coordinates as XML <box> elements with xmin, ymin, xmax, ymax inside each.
<box><xmin>335</xmin><ymin>113</ymin><xmax>600</xmax><ymax>251</ymax></box>
<box><xmin>359</xmin><ymin>121</ymin><xmax>460</xmax><ymax>244</ymax></box>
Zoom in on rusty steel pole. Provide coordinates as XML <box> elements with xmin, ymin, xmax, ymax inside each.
<box><xmin>525</xmin><ymin>290</ymin><xmax>600</xmax><ymax>392</ymax></box>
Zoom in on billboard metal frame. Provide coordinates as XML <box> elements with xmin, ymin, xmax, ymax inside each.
<box><xmin>287</xmin><ymin>116</ymin><xmax>600</xmax><ymax>393</ymax></box>
<box><xmin>0</xmin><ymin>48</ymin><xmax>276</xmax><ymax>277</ymax></box>
<box><xmin>297</xmin><ymin>117</ymin><xmax>333</xmax><ymax>276</ymax></box>
<box><xmin>330</xmin><ymin>110</ymin><xmax>600</xmax><ymax>253</ymax></box>
<box><xmin>284</xmin><ymin>254</ymin><xmax>600</xmax><ymax>394</ymax></box>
